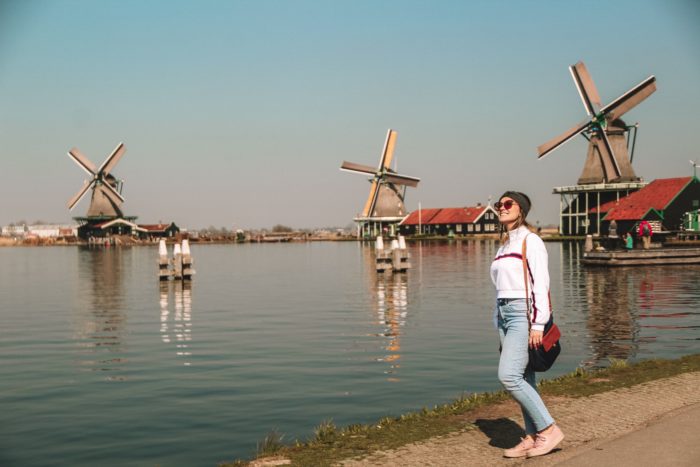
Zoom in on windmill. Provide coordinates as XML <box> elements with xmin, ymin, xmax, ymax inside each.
<box><xmin>538</xmin><ymin>61</ymin><xmax>656</xmax><ymax>184</ymax></box>
<box><xmin>67</xmin><ymin>142</ymin><xmax>139</xmax><ymax>241</ymax></box>
<box><xmin>340</xmin><ymin>129</ymin><xmax>420</xmax><ymax>221</ymax></box>
<box><xmin>690</xmin><ymin>159</ymin><xmax>698</xmax><ymax>179</ymax></box>
<box><xmin>67</xmin><ymin>142</ymin><xmax>126</xmax><ymax>218</ymax></box>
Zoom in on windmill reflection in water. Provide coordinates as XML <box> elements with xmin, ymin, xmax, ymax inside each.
<box><xmin>75</xmin><ymin>247</ymin><xmax>128</xmax><ymax>380</ymax></box>
<box><xmin>373</xmin><ymin>273</ymin><xmax>409</xmax><ymax>382</ymax></box>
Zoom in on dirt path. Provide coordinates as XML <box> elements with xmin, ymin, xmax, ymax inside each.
<box><xmin>339</xmin><ymin>371</ymin><xmax>700</xmax><ymax>466</ymax></box>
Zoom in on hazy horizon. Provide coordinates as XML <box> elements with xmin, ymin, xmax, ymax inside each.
<box><xmin>1</xmin><ymin>1</ymin><xmax>699</xmax><ymax>231</ymax></box>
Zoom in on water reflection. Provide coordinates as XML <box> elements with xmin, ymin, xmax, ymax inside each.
<box><xmin>373</xmin><ymin>274</ymin><xmax>408</xmax><ymax>382</ymax></box>
<box><xmin>580</xmin><ymin>262</ymin><xmax>700</xmax><ymax>365</ymax></box>
<box><xmin>360</xmin><ymin>242</ymin><xmax>411</xmax><ymax>381</ymax></box>
<box><xmin>583</xmin><ymin>268</ymin><xmax>639</xmax><ymax>363</ymax></box>
<box><xmin>159</xmin><ymin>281</ymin><xmax>194</xmax><ymax>365</ymax></box>
<box><xmin>633</xmin><ymin>266</ymin><xmax>700</xmax><ymax>338</ymax></box>
<box><xmin>74</xmin><ymin>247</ymin><xmax>128</xmax><ymax>380</ymax></box>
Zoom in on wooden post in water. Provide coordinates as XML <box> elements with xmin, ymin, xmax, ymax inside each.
<box><xmin>376</xmin><ymin>235</ymin><xmax>410</xmax><ymax>273</ymax></box>
<box><xmin>396</xmin><ymin>235</ymin><xmax>411</xmax><ymax>271</ymax></box>
<box><xmin>172</xmin><ymin>243</ymin><xmax>183</xmax><ymax>280</ymax></box>
<box><xmin>158</xmin><ymin>239</ymin><xmax>170</xmax><ymax>281</ymax></box>
<box><xmin>391</xmin><ymin>243</ymin><xmax>402</xmax><ymax>272</ymax></box>
<box><xmin>375</xmin><ymin>235</ymin><xmax>384</xmax><ymax>252</ymax></box>
<box><xmin>181</xmin><ymin>239</ymin><xmax>195</xmax><ymax>281</ymax></box>
<box><xmin>158</xmin><ymin>239</ymin><xmax>195</xmax><ymax>281</ymax></box>
<box><xmin>376</xmin><ymin>235</ymin><xmax>392</xmax><ymax>272</ymax></box>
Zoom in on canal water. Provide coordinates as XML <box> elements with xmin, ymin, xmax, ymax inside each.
<box><xmin>1</xmin><ymin>241</ymin><xmax>699</xmax><ymax>466</ymax></box>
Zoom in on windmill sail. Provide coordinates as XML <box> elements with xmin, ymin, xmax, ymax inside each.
<box><xmin>537</xmin><ymin>61</ymin><xmax>655</xmax><ymax>184</ymax></box>
<box><xmin>341</xmin><ymin>130</ymin><xmax>420</xmax><ymax>218</ymax></box>
<box><xmin>67</xmin><ymin>142</ymin><xmax>127</xmax><ymax>218</ymax></box>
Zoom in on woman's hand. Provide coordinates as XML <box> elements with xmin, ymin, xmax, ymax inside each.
<box><xmin>529</xmin><ymin>330</ymin><xmax>543</xmax><ymax>348</ymax></box>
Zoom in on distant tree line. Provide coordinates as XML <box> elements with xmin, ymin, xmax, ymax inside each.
<box><xmin>5</xmin><ymin>220</ymin><xmax>48</xmax><ymax>227</ymax></box>
<box><xmin>271</xmin><ymin>224</ymin><xmax>293</xmax><ymax>233</ymax></box>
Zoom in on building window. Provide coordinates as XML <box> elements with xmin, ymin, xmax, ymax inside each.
<box><xmin>475</xmin><ymin>224</ymin><xmax>481</xmax><ymax>232</ymax></box>
<box><xmin>468</xmin><ymin>224</ymin><xmax>473</xmax><ymax>232</ymax></box>
<box><xmin>456</xmin><ymin>224</ymin><xmax>462</xmax><ymax>233</ymax></box>
<box><xmin>693</xmin><ymin>200</ymin><xmax>699</xmax><ymax>208</ymax></box>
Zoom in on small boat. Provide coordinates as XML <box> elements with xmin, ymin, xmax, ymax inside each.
<box><xmin>582</xmin><ymin>247</ymin><xmax>700</xmax><ymax>267</ymax></box>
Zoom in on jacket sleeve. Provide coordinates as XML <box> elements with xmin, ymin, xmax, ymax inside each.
<box><xmin>525</xmin><ymin>234</ymin><xmax>551</xmax><ymax>331</ymax></box>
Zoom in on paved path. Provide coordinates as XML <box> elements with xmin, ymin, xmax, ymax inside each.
<box><xmin>339</xmin><ymin>371</ymin><xmax>700</xmax><ymax>466</ymax></box>
<box><xmin>557</xmin><ymin>402</ymin><xmax>700</xmax><ymax>467</ymax></box>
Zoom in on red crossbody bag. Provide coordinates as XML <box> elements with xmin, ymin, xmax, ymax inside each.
<box><xmin>522</xmin><ymin>236</ymin><xmax>562</xmax><ymax>370</ymax></box>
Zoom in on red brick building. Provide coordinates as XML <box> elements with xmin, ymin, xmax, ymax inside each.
<box><xmin>592</xmin><ymin>176</ymin><xmax>700</xmax><ymax>235</ymax></box>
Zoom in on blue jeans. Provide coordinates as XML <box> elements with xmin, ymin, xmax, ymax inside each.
<box><xmin>496</xmin><ymin>298</ymin><xmax>554</xmax><ymax>434</ymax></box>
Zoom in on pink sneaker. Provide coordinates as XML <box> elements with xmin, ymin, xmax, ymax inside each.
<box><xmin>526</xmin><ymin>424</ymin><xmax>564</xmax><ymax>457</ymax></box>
<box><xmin>503</xmin><ymin>435</ymin><xmax>536</xmax><ymax>458</ymax></box>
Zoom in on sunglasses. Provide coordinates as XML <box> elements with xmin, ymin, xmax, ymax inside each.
<box><xmin>494</xmin><ymin>200</ymin><xmax>518</xmax><ymax>211</ymax></box>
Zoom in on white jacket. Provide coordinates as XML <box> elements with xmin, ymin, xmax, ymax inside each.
<box><xmin>490</xmin><ymin>225</ymin><xmax>551</xmax><ymax>331</ymax></box>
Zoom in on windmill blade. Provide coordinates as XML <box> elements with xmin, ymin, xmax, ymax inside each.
<box><xmin>570</xmin><ymin>62</ymin><xmax>602</xmax><ymax>116</ymax></box>
<box><xmin>98</xmin><ymin>185</ymin><xmax>125</xmax><ymax>212</ymax></box>
<box><xmin>340</xmin><ymin>161</ymin><xmax>378</xmax><ymax>175</ymax></box>
<box><xmin>67</xmin><ymin>180</ymin><xmax>94</xmax><ymax>211</ymax></box>
<box><xmin>601</xmin><ymin>76</ymin><xmax>656</xmax><ymax>122</ymax></box>
<box><xmin>101</xmin><ymin>179</ymin><xmax>125</xmax><ymax>204</ymax></box>
<box><xmin>379</xmin><ymin>129</ymin><xmax>398</xmax><ymax>170</ymax></box>
<box><xmin>98</xmin><ymin>142</ymin><xmax>126</xmax><ymax>175</ymax></box>
<box><xmin>362</xmin><ymin>180</ymin><xmax>380</xmax><ymax>218</ymax></box>
<box><xmin>537</xmin><ymin>120</ymin><xmax>591</xmax><ymax>158</ymax></box>
<box><xmin>384</xmin><ymin>173</ymin><xmax>420</xmax><ymax>188</ymax></box>
<box><xmin>593</xmin><ymin>130</ymin><xmax>621</xmax><ymax>181</ymax></box>
<box><xmin>68</xmin><ymin>147</ymin><xmax>97</xmax><ymax>176</ymax></box>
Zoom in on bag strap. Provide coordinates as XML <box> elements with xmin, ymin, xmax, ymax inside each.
<box><xmin>522</xmin><ymin>234</ymin><xmax>554</xmax><ymax>332</ymax></box>
<box><xmin>521</xmin><ymin>236</ymin><xmax>532</xmax><ymax>331</ymax></box>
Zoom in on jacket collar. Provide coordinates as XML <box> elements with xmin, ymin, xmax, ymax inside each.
<box><xmin>505</xmin><ymin>225</ymin><xmax>530</xmax><ymax>246</ymax></box>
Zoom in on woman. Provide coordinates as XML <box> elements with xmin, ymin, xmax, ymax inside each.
<box><xmin>490</xmin><ymin>191</ymin><xmax>564</xmax><ymax>458</ymax></box>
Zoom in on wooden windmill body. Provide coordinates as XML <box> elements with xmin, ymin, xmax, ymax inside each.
<box><xmin>538</xmin><ymin>62</ymin><xmax>656</xmax><ymax>235</ymax></box>
<box><xmin>341</xmin><ymin>130</ymin><xmax>420</xmax><ymax>238</ymax></box>
<box><xmin>578</xmin><ymin>119</ymin><xmax>638</xmax><ymax>185</ymax></box>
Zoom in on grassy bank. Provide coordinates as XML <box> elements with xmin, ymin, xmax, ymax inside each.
<box><xmin>221</xmin><ymin>354</ymin><xmax>700</xmax><ymax>467</ymax></box>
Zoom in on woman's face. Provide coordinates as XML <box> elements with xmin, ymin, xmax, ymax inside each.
<box><xmin>496</xmin><ymin>197</ymin><xmax>521</xmax><ymax>226</ymax></box>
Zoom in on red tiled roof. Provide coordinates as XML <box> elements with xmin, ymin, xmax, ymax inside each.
<box><xmin>590</xmin><ymin>198</ymin><xmax>622</xmax><ymax>214</ymax></box>
<box><xmin>430</xmin><ymin>206</ymin><xmax>487</xmax><ymax>224</ymax></box>
<box><xmin>401</xmin><ymin>206</ymin><xmax>491</xmax><ymax>225</ymax></box>
<box><xmin>603</xmin><ymin>177</ymin><xmax>692</xmax><ymax>221</ymax></box>
<box><xmin>400</xmin><ymin>208</ymin><xmax>442</xmax><ymax>225</ymax></box>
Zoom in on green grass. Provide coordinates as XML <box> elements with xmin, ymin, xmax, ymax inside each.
<box><xmin>538</xmin><ymin>354</ymin><xmax>700</xmax><ymax>397</ymax></box>
<box><xmin>256</xmin><ymin>430</ymin><xmax>285</xmax><ymax>458</ymax></box>
<box><xmin>219</xmin><ymin>354</ymin><xmax>700</xmax><ymax>467</ymax></box>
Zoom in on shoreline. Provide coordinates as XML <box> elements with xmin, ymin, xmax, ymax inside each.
<box><xmin>0</xmin><ymin>235</ymin><xmax>586</xmax><ymax>248</ymax></box>
<box><xmin>222</xmin><ymin>354</ymin><xmax>700</xmax><ymax>467</ymax></box>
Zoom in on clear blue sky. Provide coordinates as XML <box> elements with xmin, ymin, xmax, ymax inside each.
<box><xmin>1</xmin><ymin>0</ymin><xmax>698</xmax><ymax>229</ymax></box>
